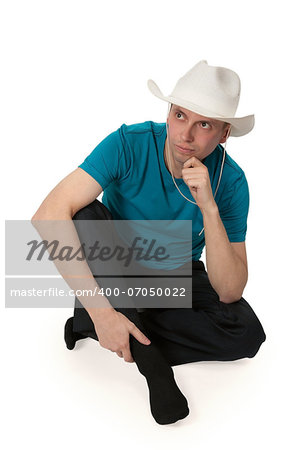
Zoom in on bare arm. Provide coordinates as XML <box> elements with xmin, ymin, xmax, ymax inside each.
<box><xmin>31</xmin><ymin>167</ymin><xmax>151</xmax><ymax>361</ymax></box>
<box><xmin>31</xmin><ymin>167</ymin><xmax>113</xmax><ymax>319</ymax></box>
<box><xmin>201</xmin><ymin>202</ymin><xmax>248</xmax><ymax>303</ymax></box>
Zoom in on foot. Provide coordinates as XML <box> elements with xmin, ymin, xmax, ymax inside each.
<box><xmin>130</xmin><ymin>336</ymin><xmax>189</xmax><ymax>425</ymax></box>
<box><xmin>64</xmin><ymin>317</ymin><xmax>87</xmax><ymax>350</ymax></box>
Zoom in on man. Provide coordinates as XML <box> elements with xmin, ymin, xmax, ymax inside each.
<box><xmin>32</xmin><ymin>60</ymin><xmax>266</xmax><ymax>425</ymax></box>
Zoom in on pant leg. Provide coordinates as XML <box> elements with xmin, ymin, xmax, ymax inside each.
<box><xmin>139</xmin><ymin>261</ymin><xmax>267</xmax><ymax>367</ymax></box>
<box><xmin>71</xmin><ymin>198</ymin><xmax>147</xmax><ymax>336</ymax></box>
<box><xmin>70</xmin><ymin>199</ymin><xmax>266</xmax><ymax>366</ymax></box>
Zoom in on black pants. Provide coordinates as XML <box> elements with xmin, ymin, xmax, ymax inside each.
<box><xmin>71</xmin><ymin>199</ymin><xmax>266</xmax><ymax>367</ymax></box>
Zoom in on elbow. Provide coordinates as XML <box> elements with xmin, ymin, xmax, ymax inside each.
<box><xmin>219</xmin><ymin>290</ymin><xmax>244</xmax><ymax>304</ymax></box>
<box><xmin>219</xmin><ymin>275</ymin><xmax>248</xmax><ymax>304</ymax></box>
<box><xmin>31</xmin><ymin>210</ymin><xmax>46</xmax><ymax>224</ymax></box>
<box><xmin>219</xmin><ymin>295</ymin><xmax>242</xmax><ymax>304</ymax></box>
<box><xmin>31</xmin><ymin>209</ymin><xmax>54</xmax><ymax>228</ymax></box>
<box><xmin>31</xmin><ymin>212</ymin><xmax>41</xmax><ymax>225</ymax></box>
<box><xmin>31</xmin><ymin>205</ymin><xmax>48</xmax><ymax>222</ymax></box>
<box><xmin>31</xmin><ymin>204</ymin><xmax>72</xmax><ymax>223</ymax></box>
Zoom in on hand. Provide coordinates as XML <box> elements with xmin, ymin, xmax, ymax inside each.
<box><xmin>181</xmin><ymin>157</ymin><xmax>216</xmax><ymax>212</ymax></box>
<box><xmin>91</xmin><ymin>309</ymin><xmax>151</xmax><ymax>363</ymax></box>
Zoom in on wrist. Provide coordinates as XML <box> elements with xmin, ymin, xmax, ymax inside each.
<box><xmin>87</xmin><ymin>305</ymin><xmax>115</xmax><ymax>322</ymax></box>
<box><xmin>200</xmin><ymin>200</ymin><xmax>218</xmax><ymax>216</ymax></box>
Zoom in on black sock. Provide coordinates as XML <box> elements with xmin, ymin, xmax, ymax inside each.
<box><xmin>117</xmin><ymin>308</ymin><xmax>189</xmax><ymax>425</ymax></box>
<box><xmin>129</xmin><ymin>334</ymin><xmax>189</xmax><ymax>425</ymax></box>
<box><xmin>64</xmin><ymin>317</ymin><xmax>89</xmax><ymax>350</ymax></box>
<box><xmin>64</xmin><ymin>312</ymin><xmax>189</xmax><ymax>425</ymax></box>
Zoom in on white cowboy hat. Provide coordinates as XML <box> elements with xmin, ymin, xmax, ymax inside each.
<box><xmin>147</xmin><ymin>60</ymin><xmax>254</xmax><ymax>137</ymax></box>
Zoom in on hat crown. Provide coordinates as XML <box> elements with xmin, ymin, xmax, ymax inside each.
<box><xmin>170</xmin><ymin>60</ymin><xmax>241</xmax><ymax>118</ymax></box>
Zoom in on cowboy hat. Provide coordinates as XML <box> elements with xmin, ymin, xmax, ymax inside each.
<box><xmin>147</xmin><ymin>60</ymin><xmax>254</xmax><ymax>137</ymax></box>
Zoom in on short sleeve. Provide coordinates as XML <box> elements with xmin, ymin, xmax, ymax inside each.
<box><xmin>78</xmin><ymin>125</ymin><xmax>131</xmax><ymax>190</ymax></box>
<box><xmin>219</xmin><ymin>172</ymin><xmax>250</xmax><ymax>242</ymax></box>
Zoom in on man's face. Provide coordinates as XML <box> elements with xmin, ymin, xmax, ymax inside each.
<box><xmin>166</xmin><ymin>104</ymin><xmax>229</xmax><ymax>172</ymax></box>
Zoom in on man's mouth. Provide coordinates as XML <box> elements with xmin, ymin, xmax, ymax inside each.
<box><xmin>175</xmin><ymin>145</ymin><xmax>195</xmax><ymax>154</ymax></box>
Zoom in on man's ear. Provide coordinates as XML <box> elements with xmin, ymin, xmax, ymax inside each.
<box><xmin>219</xmin><ymin>124</ymin><xmax>231</xmax><ymax>143</ymax></box>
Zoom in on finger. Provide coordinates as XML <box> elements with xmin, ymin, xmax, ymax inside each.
<box><xmin>183</xmin><ymin>174</ymin><xmax>205</xmax><ymax>182</ymax></box>
<box><xmin>129</xmin><ymin>325</ymin><xmax>151</xmax><ymax>345</ymax></box>
<box><xmin>184</xmin><ymin>175</ymin><xmax>202</xmax><ymax>184</ymax></box>
<box><xmin>183</xmin><ymin>157</ymin><xmax>202</xmax><ymax>168</ymax></box>
<box><xmin>182</xmin><ymin>167</ymin><xmax>203</xmax><ymax>175</ymax></box>
<box><xmin>122</xmin><ymin>347</ymin><xmax>135</xmax><ymax>363</ymax></box>
<box><xmin>185</xmin><ymin>179</ymin><xmax>201</xmax><ymax>189</ymax></box>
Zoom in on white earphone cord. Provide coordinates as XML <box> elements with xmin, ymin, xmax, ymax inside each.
<box><xmin>165</xmin><ymin>103</ymin><xmax>231</xmax><ymax>236</ymax></box>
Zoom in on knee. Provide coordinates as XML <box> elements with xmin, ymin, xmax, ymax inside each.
<box><xmin>243</xmin><ymin>314</ymin><xmax>267</xmax><ymax>358</ymax></box>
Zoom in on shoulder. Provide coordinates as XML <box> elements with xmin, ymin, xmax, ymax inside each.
<box><xmin>205</xmin><ymin>144</ymin><xmax>247</xmax><ymax>184</ymax></box>
<box><xmin>222</xmin><ymin>146</ymin><xmax>247</xmax><ymax>181</ymax></box>
<box><xmin>212</xmin><ymin>145</ymin><xmax>249</xmax><ymax>211</ymax></box>
<box><xmin>119</xmin><ymin>120</ymin><xmax>166</xmax><ymax>140</ymax></box>
<box><xmin>218</xmin><ymin>146</ymin><xmax>248</xmax><ymax>194</ymax></box>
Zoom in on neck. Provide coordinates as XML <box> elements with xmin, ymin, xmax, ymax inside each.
<box><xmin>164</xmin><ymin>137</ymin><xmax>183</xmax><ymax>178</ymax></box>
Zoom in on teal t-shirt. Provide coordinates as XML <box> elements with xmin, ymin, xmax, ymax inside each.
<box><xmin>78</xmin><ymin>121</ymin><xmax>249</xmax><ymax>262</ymax></box>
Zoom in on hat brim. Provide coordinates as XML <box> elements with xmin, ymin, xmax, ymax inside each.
<box><xmin>147</xmin><ymin>79</ymin><xmax>254</xmax><ymax>137</ymax></box>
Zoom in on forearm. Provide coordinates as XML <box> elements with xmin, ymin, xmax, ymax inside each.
<box><xmin>31</xmin><ymin>210</ymin><xmax>114</xmax><ymax>321</ymax></box>
<box><xmin>200</xmin><ymin>201</ymin><xmax>248</xmax><ymax>303</ymax></box>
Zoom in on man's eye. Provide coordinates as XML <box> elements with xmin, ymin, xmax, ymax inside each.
<box><xmin>175</xmin><ymin>112</ymin><xmax>183</xmax><ymax>119</ymax></box>
<box><xmin>201</xmin><ymin>122</ymin><xmax>210</xmax><ymax>129</ymax></box>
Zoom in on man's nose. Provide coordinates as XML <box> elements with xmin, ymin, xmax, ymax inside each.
<box><xmin>181</xmin><ymin>124</ymin><xmax>194</xmax><ymax>142</ymax></box>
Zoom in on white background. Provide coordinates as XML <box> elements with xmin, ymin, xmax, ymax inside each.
<box><xmin>1</xmin><ymin>0</ymin><xmax>305</xmax><ymax>448</ymax></box>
